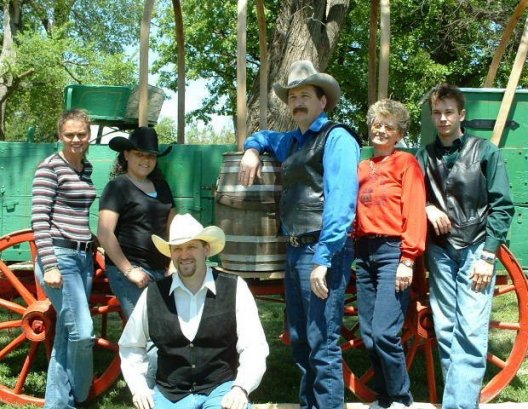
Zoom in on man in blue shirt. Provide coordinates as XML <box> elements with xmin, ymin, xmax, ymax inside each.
<box><xmin>239</xmin><ymin>60</ymin><xmax>361</xmax><ymax>409</ymax></box>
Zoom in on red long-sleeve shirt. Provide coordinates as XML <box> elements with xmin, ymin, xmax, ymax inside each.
<box><xmin>355</xmin><ymin>150</ymin><xmax>426</xmax><ymax>262</ymax></box>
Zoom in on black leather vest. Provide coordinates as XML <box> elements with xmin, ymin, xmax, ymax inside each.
<box><xmin>280</xmin><ymin>121</ymin><xmax>361</xmax><ymax>236</ymax></box>
<box><xmin>424</xmin><ymin>136</ymin><xmax>489</xmax><ymax>249</ymax></box>
<box><xmin>147</xmin><ymin>272</ymin><xmax>238</xmax><ymax>402</ymax></box>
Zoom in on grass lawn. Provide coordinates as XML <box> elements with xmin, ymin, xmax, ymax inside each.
<box><xmin>0</xmin><ymin>273</ymin><xmax>527</xmax><ymax>408</ymax></box>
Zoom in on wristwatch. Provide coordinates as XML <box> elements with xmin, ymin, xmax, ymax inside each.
<box><xmin>480</xmin><ymin>253</ymin><xmax>496</xmax><ymax>264</ymax></box>
<box><xmin>400</xmin><ymin>259</ymin><xmax>414</xmax><ymax>268</ymax></box>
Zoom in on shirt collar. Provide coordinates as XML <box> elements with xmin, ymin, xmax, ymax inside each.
<box><xmin>293</xmin><ymin>112</ymin><xmax>329</xmax><ymax>142</ymax></box>
<box><xmin>169</xmin><ymin>267</ymin><xmax>217</xmax><ymax>296</ymax></box>
<box><xmin>434</xmin><ymin>130</ymin><xmax>467</xmax><ymax>152</ymax></box>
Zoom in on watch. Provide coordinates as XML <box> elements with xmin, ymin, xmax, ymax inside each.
<box><xmin>400</xmin><ymin>259</ymin><xmax>414</xmax><ymax>268</ymax></box>
<box><xmin>480</xmin><ymin>253</ymin><xmax>496</xmax><ymax>264</ymax></box>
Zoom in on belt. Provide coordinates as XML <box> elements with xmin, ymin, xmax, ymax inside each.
<box><xmin>360</xmin><ymin>234</ymin><xmax>400</xmax><ymax>240</ymax></box>
<box><xmin>288</xmin><ymin>232</ymin><xmax>320</xmax><ymax>247</ymax></box>
<box><xmin>53</xmin><ymin>238</ymin><xmax>93</xmax><ymax>252</ymax></box>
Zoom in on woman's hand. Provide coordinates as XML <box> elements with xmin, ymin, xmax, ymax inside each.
<box><xmin>44</xmin><ymin>266</ymin><xmax>63</xmax><ymax>288</ymax></box>
<box><xmin>125</xmin><ymin>266</ymin><xmax>151</xmax><ymax>289</ymax></box>
<box><xmin>395</xmin><ymin>263</ymin><xmax>413</xmax><ymax>292</ymax></box>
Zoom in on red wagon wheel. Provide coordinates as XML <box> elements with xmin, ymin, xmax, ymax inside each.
<box><xmin>0</xmin><ymin>229</ymin><xmax>124</xmax><ymax>406</ymax></box>
<box><xmin>341</xmin><ymin>244</ymin><xmax>528</xmax><ymax>403</ymax></box>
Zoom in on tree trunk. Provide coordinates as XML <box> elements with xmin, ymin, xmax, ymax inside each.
<box><xmin>246</xmin><ymin>0</ymin><xmax>352</xmax><ymax>134</ymax></box>
<box><xmin>0</xmin><ymin>0</ymin><xmax>22</xmax><ymax>141</ymax></box>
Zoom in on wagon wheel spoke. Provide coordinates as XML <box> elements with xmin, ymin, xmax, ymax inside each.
<box><xmin>0</xmin><ymin>298</ymin><xmax>27</xmax><ymax>315</ymax></box>
<box><xmin>0</xmin><ymin>332</ymin><xmax>26</xmax><ymax>360</ymax></box>
<box><xmin>14</xmin><ymin>340</ymin><xmax>40</xmax><ymax>394</ymax></box>
<box><xmin>0</xmin><ymin>260</ymin><xmax>37</xmax><ymax>305</ymax></box>
<box><xmin>0</xmin><ymin>319</ymin><xmax>23</xmax><ymax>330</ymax></box>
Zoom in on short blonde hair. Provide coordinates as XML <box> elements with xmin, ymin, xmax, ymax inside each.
<box><xmin>367</xmin><ymin>99</ymin><xmax>410</xmax><ymax>135</ymax></box>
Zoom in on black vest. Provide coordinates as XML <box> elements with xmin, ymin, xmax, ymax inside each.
<box><xmin>147</xmin><ymin>272</ymin><xmax>238</xmax><ymax>402</ymax></box>
<box><xmin>280</xmin><ymin>121</ymin><xmax>361</xmax><ymax>236</ymax></box>
<box><xmin>424</xmin><ymin>136</ymin><xmax>489</xmax><ymax>249</ymax></box>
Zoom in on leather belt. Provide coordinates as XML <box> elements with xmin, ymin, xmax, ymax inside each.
<box><xmin>53</xmin><ymin>238</ymin><xmax>93</xmax><ymax>252</ymax></box>
<box><xmin>360</xmin><ymin>234</ymin><xmax>399</xmax><ymax>240</ymax></box>
<box><xmin>288</xmin><ymin>232</ymin><xmax>320</xmax><ymax>247</ymax></box>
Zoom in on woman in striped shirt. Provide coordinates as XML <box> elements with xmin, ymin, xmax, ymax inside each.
<box><xmin>31</xmin><ymin>109</ymin><xmax>96</xmax><ymax>409</ymax></box>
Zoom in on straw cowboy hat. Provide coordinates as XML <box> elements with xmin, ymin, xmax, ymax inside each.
<box><xmin>273</xmin><ymin>60</ymin><xmax>341</xmax><ymax>111</ymax></box>
<box><xmin>109</xmin><ymin>126</ymin><xmax>172</xmax><ymax>157</ymax></box>
<box><xmin>151</xmin><ymin>213</ymin><xmax>226</xmax><ymax>257</ymax></box>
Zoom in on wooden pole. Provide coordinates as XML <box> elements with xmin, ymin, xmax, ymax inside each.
<box><xmin>236</xmin><ymin>0</ymin><xmax>248</xmax><ymax>150</ymax></box>
<box><xmin>378</xmin><ymin>0</ymin><xmax>390</xmax><ymax>100</ymax></box>
<box><xmin>172</xmin><ymin>0</ymin><xmax>186</xmax><ymax>144</ymax></box>
<box><xmin>484</xmin><ymin>0</ymin><xmax>528</xmax><ymax>88</ymax></box>
<box><xmin>139</xmin><ymin>0</ymin><xmax>155</xmax><ymax>127</ymax></box>
<box><xmin>256</xmin><ymin>0</ymin><xmax>268</xmax><ymax>130</ymax></box>
<box><xmin>491</xmin><ymin>14</ymin><xmax>528</xmax><ymax>147</ymax></box>
<box><xmin>368</xmin><ymin>0</ymin><xmax>379</xmax><ymax>106</ymax></box>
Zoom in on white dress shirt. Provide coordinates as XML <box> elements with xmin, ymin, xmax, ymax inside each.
<box><xmin>119</xmin><ymin>268</ymin><xmax>269</xmax><ymax>397</ymax></box>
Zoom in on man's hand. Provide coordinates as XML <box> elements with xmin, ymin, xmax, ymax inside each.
<box><xmin>310</xmin><ymin>265</ymin><xmax>329</xmax><ymax>299</ymax></box>
<box><xmin>132</xmin><ymin>391</ymin><xmax>154</xmax><ymax>409</ymax></box>
<box><xmin>44</xmin><ymin>267</ymin><xmax>63</xmax><ymax>289</ymax></box>
<box><xmin>425</xmin><ymin>205</ymin><xmax>452</xmax><ymax>235</ymax></box>
<box><xmin>239</xmin><ymin>148</ymin><xmax>262</xmax><ymax>187</ymax></box>
<box><xmin>395</xmin><ymin>263</ymin><xmax>413</xmax><ymax>293</ymax></box>
<box><xmin>470</xmin><ymin>257</ymin><xmax>494</xmax><ymax>293</ymax></box>
<box><xmin>221</xmin><ymin>385</ymin><xmax>248</xmax><ymax>409</ymax></box>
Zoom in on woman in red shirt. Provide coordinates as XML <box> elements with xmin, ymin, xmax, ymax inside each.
<box><xmin>355</xmin><ymin>99</ymin><xmax>426</xmax><ymax>409</ymax></box>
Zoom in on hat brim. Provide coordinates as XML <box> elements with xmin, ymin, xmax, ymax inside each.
<box><xmin>273</xmin><ymin>73</ymin><xmax>340</xmax><ymax>111</ymax></box>
<box><xmin>152</xmin><ymin>226</ymin><xmax>226</xmax><ymax>258</ymax></box>
<box><xmin>109</xmin><ymin>136</ymin><xmax>172</xmax><ymax>157</ymax></box>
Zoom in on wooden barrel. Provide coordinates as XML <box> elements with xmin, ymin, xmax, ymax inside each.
<box><xmin>215</xmin><ymin>152</ymin><xmax>286</xmax><ymax>273</ymax></box>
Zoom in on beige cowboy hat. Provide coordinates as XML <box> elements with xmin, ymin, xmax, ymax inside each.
<box><xmin>152</xmin><ymin>213</ymin><xmax>226</xmax><ymax>257</ymax></box>
<box><xmin>273</xmin><ymin>60</ymin><xmax>341</xmax><ymax>111</ymax></box>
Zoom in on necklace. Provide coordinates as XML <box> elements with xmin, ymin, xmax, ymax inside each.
<box><xmin>368</xmin><ymin>153</ymin><xmax>392</xmax><ymax>175</ymax></box>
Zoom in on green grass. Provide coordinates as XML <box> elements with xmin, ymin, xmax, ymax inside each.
<box><xmin>0</xmin><ymin>283</ymin><xmax>527</xmax><ymax>408</ymax></box>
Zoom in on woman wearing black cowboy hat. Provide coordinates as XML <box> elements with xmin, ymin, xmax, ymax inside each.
<box><xmin>98</xmin><ymin>127</ymin><xmax>175</xmax><ymax>319</ymax></box>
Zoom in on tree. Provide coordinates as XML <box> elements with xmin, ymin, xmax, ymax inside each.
<box><xmin>0</xmin><ymin>0</ymin><xmax>143</xmax><ymax>140</ymax></box>
<box><xmin>152</xmin><ymin>0</ymin><xmax>523</xmax><ymax>142</ymax></box>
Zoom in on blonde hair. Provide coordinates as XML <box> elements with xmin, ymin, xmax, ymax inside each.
<box><xmin>367</xmin><ymin>99</ymin><xmax>410</xmax><ymax>134</ymax></box>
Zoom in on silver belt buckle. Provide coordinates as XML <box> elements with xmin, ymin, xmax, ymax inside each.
<box><xmin>289</xmin><ymin>236</ymin><xmax>300</xmax><ymax>247</ymax></box>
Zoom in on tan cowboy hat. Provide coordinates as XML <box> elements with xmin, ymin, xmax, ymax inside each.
<box><xmin>273</xmin><ymin>60</ymin><xmax>341</xmax><ymax>111</ymax></box>
<box><xmin>151</xmin><ymin>213</ymin><xmax>226</xmax><ymax>257</ymax></box>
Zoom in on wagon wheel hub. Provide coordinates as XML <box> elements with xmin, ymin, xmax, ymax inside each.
<box><xmin>409</xmin><ymin>297</ymin><xmax>435</xmax><ymax>340</ymax></box>
<box><xmin>21</xmin><ymin>300</ymin><xmax>55</xmax><ymax>342</ymax></box>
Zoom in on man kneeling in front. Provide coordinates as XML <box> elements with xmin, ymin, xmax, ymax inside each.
<box><xmin>119</xmin><ymin>213</ymin><xmax>269</xmax><ymax>409</ymax></box>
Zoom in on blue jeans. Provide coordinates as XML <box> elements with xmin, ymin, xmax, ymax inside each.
<box><xmin>284</xmin><ymin>237</ymin><xmax>354</xmax><ymax>409</ymax></box>
<box><xmin>427</xmin><ymin>241</ymin><xmax>494</xmax><ymax>409</ymax></box>
<box><xmin>153</xmin><ymin>381</ymin><xmax>253</xmax><ymax>409</ymax></box>
<box><xmin>355</xmin><ymin>237</ymin><xmax>412</xmax><ymax>408</ymax></box>
<box><xmin>105</xmin><ymin>264</ymin><xmax>167</xmax><ymax>319</ymax></box>
<box><xmin>35</xmin><ymin>247</ymin><xmax>94</xmax><ymax>409</ymax></box>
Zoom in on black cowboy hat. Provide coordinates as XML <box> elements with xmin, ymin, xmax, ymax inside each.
<box><xmin>109</xmin><ymin>127</ymin><xmax>172</xmax><ymax>157</ymax></box>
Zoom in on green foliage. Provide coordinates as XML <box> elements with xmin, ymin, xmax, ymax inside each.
<box><xmin>152</xmin><ymin>0</ymin><xmax>281</xmax><ymax>123</ymax></box>
<box><xmin>155</xmin><ymin>116</ymin><xmax>235</xmax><ymax>145</ymax></box>
<box><xmin>1</xmin><ymin>0</ymin><xmax>142</xmax><ymax>141</ymax></box>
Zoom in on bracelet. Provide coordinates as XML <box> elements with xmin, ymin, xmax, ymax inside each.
<box><xmin>123</xmin><ymin>266</ymin><xmax>136</xmax><ymax>277</ymax></box>
<box><xmin>480</xmin><ymin>253</ymin><xmax>496</xmax><ymax>264</ymax></box>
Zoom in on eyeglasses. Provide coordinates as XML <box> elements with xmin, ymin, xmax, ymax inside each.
<box><xmin>61</xmin><ymin>132</ymin><xmax>89</xmax><ymax>140</ymax></box>
<box><xmin>371</xmin><ymin>122</ymin><xmax>399</xmax><ymax>133</ymax></box>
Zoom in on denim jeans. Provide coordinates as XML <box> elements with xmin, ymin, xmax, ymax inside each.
<box><xmin>105</xmin><ymin>264</ymin><xmax>167</xmax><ymax>319</ymax></box>
<box><xmin>427</xmin><ymin>241</ymin><xmax>494</xmax><ymax>409</ymax></box>
<box><xmin>35</xmin><ymin>247</ymin><xmax>94</xmax><ymax>409</ymax></box>
<box><xmin>355</xmin><ymin>236</ymin><xmax>413</xmax><ymax>408</ymax></box>
<box><xmin>153</xmin><ymin>380</ymin><xmax>254</xmax><ymax>409</ymax></box>
<box><xmin>284</xmin><ymin>237</ymin><xmax>354</xmax><ymax>409</ymax></box>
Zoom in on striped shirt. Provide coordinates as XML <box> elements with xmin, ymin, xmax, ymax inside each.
<box><xmin>31</xmin><ymin>153</ymin><xmax>96</xmax><ymax>271</ymax></box>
